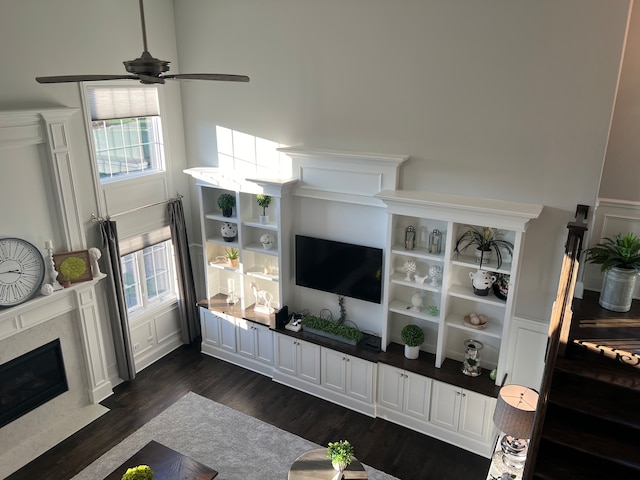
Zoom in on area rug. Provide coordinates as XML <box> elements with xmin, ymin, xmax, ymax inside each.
<box><xmin>71</xmin><ymin>392</ymin><xmax>400</xmax><ymax>480</ymax></box>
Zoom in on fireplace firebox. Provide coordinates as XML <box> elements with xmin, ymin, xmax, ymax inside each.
<box><xmin>0</xmin><ymin>339</ymin><xmax>68</xmax><ymax>428</ymax></box>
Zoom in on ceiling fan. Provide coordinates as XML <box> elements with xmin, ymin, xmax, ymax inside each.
<box><xmin>36</xmin><ymin>0</ymin><xmax>249</xmax><ymax>85</ymax></box>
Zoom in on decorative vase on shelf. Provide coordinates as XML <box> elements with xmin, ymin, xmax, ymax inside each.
<box><xmin>260</xmin><ymin>233</ymin><xmax>275</xmax><ymax>250</ymax></box>
<box><xmin>402</xmin><ymin>260</ymin><xmax>417</xmax><ymax>281</ymax></box>
<box><xmin>259</xmin><ymin>215</ymin><xmax>269</xmax><ymax>225</ymax></box>
<box><xmin>428</xmin><ymin>265</ymin><xmax>442</xmax><ymax>286</ymax></box>
<box><xmin>220</xmin><ymin>222</ymin><xmax>237</xmax><ymax>242</ymax></box>
<box><xmin>469</xmin><ymin>269</ymin><xmax>496</xmax><ymax>296</ymax></box>
<box><xmin>475</xmin><ymin>247</ymin><xmax>493</xmax><ymax>264</ymax></box>
<box><xmin>462</xmin><ymin>339</ymin><xmax>483</xmax><ymax>376</ymax></box>
<box><xmin>410</xmin><ymin>291</ymin><xmax>423</xmax><ymax>311</ymax></box>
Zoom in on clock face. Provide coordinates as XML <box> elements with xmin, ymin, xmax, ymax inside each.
<box><xmin>0</xmin><ymin>237</ymin><xmax>46</xmax><ymax>307</ymax></box>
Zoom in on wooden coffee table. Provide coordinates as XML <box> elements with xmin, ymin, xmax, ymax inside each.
<box><xmin>288</xmin><ymin>448</ymin><xmax>367</xmax><ymax>479</ymax></box>
<box><xmin>104</xmin><ymin>440</ymin><xmax>218</xmax><ymax>480</ymax></box>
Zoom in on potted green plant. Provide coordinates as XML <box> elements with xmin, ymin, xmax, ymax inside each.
<box><xmin>225</xmin><ymin>247</ymin><xmax>239</xmax><ymax>267</ymax></box>
<box><xmin>217</xmin><ymin>193</ymin><xmax>236</xmax><ymax>218</ymax></box>
<box><xmin>401</xmin><ymin>324</ymin><xmax>424</xmax><ymax>359</ymax></box>
<box><xmin>121</xmin><ymin>465</ymin><xmax>154</xmax><ymax>480</ymax></box>
<box><xmin>585</xmin><ymin>232</ymin><xmax>640</xmax><ymax>312</ymax></box>
<box><xmin>300</xmin><ymin>315</ymin><xmax>363</xmax><ymax>345</ymax></box>
<box><xmin>454</xmin><ymin>226</ymin><xmax>514</xmax><ymax>269</ymax></box>
<box><xmin>327</xmin><ymin>440</ymin><xmax>354</xmax><ymax>474</ymax></box>
<box><xmin>256</xmin><ymin>194</ymin><xmax>272</xmax><ymax>224</ymax></box>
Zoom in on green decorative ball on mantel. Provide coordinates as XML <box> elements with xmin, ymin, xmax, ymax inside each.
<box><xmin>121</xmin><ymin>465</ymin><xmax>154</xmax><ymax>480</ymax></box>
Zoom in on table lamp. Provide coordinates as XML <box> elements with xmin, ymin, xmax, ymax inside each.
<box><xmin>492</xmin><ymin>384</ymin><xmax>539</xmax><ymax>469</ymax></box>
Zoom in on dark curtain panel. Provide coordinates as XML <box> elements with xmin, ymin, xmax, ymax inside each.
<box><xmin>98</xmin><ymin>219</ymin><xmax>136</xmax><ymax>381</ymax></box>
<box><xmin>167</xmin><ymin>198</ymin><xmax>201</xmax><ymax>343</ymax></box>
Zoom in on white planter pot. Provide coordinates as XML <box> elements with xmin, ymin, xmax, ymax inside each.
<box><xmin>259</xmin><ymin>215</ymin><xmax>269</xmax><ymax>225</ymax></box>
<box><xmin>404</xmin><ymin>345</ymin><xmax>420</xmax><ymax>359</ymax></box>
<box><xmin>599</xmin><ymin>267</ymin><xmax>638</xmax><ymax>312</ymax></box>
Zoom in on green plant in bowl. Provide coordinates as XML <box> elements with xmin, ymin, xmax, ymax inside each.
<box><xmin>121</xmin><ymin>465</ymin><xmax>153</xmax><ymax>480</ymax></box>
<box><xmin>327</xmin><ymin>440</ymin><xmax>354</xmax><ymax>472</ymax></box>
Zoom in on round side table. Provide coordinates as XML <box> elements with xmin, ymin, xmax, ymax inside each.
<box><xmin>288</xmin><ymin>448</ymin><xmax>368</xmax><ymax>480</ymax></box>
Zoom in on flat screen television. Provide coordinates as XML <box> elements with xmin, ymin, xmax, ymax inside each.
<box><xmin>295</xmin><ymin>235</ymin><xmax>383</xmax><ymax>304</ymax></box>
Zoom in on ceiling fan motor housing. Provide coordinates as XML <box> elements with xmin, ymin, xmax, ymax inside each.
<box><xmin>123</xmin><ymin>51</ymin><xmax>170</xmax><ymax>76</ymax></box>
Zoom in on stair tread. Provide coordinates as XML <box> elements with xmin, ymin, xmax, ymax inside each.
<box><xmin>550</xmin><ymin>370</ymin><xmax>640</xmax><ymax>428</ymax></box>
<box><xmin>554</xmin><ymin>355</ymin><xmax>640</xmax><ymax>392</ymax></box>
<box><xmin>534</xmin><ymin>439</ymin><xmax>640</xmax><ymax>479</ymax></box>
<box><xmin>541</xmin><ymin>404</ymin><xmax>640</xmax><ymax>470</ymax></box>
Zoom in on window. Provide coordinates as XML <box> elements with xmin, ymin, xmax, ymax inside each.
<box><xmin>121</xmin><ymin>239</ymin><xmax>178</xmax><ymax>316</ymax></box>
<box><xmin>85</xmin><ymin>85</ymin><xmax>165</xmax><ymax>183</ymax></box>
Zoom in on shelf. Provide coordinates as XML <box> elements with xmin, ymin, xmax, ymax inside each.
<box><xmin>389</xmin><ymin>272</ymin><xmax>441</xmax><ymax>293</ymax></box>
<box><xmin>447</xmin><ymin>284</ymin><xmax>506</xmax><ymax>307</ymax></box>
<box><xmin>245</xmin><ymin>267</ymin><xmax>279</xmax><ymax>282</ymax></box>
<box><xmin>243</xmin><ymin>219</ymin><xmax>278</xmax><ymax>230</ymax></box>
<box><xmin>205</xmin><ymin>213</ymin><xmax>238</xmax><ymax>223</ymax></box>
<box><xmin>450</xmin><ymin>254</ymin><xmax>511</xmax><ymax>275</ymax></box>
<box><xmin>206</xmin><ymin>237</ymin><xmax>239</xmax><ymax>247</ymax></box>
<box><xmin>208</xmin><ymin>261</ymin><xmax>241</xmax><ymax>274</ymax></box>
<box><xmin>445</xmin><ymin>314</ymin><xmax>502</xmax><ymax>339</ymax></box>
<box><xmin>244</xmin><ymin>243</ymin><xmax>279</xmax><ymax>256</ymax></box>
<box><xmin>391</xmin><ymin>244</ymin><xmax>444</xmax><ymax>262</ymax></box>
<box><xmin>389</xmin><ymin>300</ymin><xmax>441</xmax><ymax>323</ymax></box>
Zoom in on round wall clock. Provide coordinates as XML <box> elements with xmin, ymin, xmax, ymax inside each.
<box><xmin>0</xmin><ymin>237</ymin><xmax>46</xmax><ymax>307</ymax></box>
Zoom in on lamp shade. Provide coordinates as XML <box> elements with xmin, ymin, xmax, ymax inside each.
<box><xmin>493</xmin><ymin>384</ymin><xmax>538</xmax><ymax>439</ymax></box>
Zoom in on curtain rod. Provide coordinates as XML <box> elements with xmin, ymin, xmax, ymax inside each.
<box><xmin>91</xmin><ymin>193</ymin><xmax>183</xmax><ymax>222</ymax></box>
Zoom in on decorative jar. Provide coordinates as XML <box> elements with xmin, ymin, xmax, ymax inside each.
<box><xmin>462</xmin><ymin>339</ymin><xmax>483</xmax><ymax>376</ymax></box>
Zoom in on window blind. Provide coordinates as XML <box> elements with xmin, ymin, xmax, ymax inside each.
<box><xmin>119</xmin><ymin>226</ymin><xmax>171</xmax><ymax>256</ymax></box>
<box><xmin>87</xmin><ymin>85</ymin><xmax>159</xmax><ymax>121</ymax></box>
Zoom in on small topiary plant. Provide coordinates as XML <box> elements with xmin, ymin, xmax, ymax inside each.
<box><xmin>401</xmin><ymin>324</ymin><xmax>424</xmax><ymax>347</ymax></box>
<box><xmin>327</xmin><ymin>440</ymin><xmax>354</xmax><ymax>470</ymax></box>
<box><xmin>256</xmin><ymin>194</ymin><xmax>272</xmax><ymax>216</ymax></box>
<box><xmin>121</xmin><ymin>465</ymin><xmax>154</xmax><ymax>480</ymax></box>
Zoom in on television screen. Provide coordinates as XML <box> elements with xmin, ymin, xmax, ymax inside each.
<box><xmin>295</xmin><ymin>235</ymin><xmax>383</xmax><ymax>304</ymax></box>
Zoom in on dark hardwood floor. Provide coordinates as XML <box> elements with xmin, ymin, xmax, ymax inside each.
<box><xmin>7</xmin><ymin>343</ymin><xmax>491</xmax><ymax>480</ymax></box>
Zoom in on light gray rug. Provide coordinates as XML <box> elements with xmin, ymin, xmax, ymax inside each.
<box><xmin>71</xmin><ymin>392</ymin><xmax>400</xmax><ymax>480</ymax></box>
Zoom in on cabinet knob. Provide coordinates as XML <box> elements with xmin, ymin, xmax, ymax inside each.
<box><xmin>462</xmin><ymin>393</ymin><xmax>466</xmax><ymax>398</ymax></box>
<box><xmin>456</xmin><ymin>391</ymin><xmax>461</xmax><ymax>396</ymax></box>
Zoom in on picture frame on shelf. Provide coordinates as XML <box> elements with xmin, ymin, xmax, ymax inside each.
<box><xmin>53</xmin><ymin>250</ymin><xmax>93</xmax><ymax>286</ymax></box>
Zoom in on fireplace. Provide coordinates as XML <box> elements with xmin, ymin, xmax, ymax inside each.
<box><xmin>0</xmin><ymin>339</ymin><xmax>68</xmax><ymax>429</ymax></box>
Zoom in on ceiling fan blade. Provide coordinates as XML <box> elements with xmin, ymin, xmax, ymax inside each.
<box><xmin>36</xmin><ymin>75</ymin><xmax>137</xmax><ymax>84</ymax></box>
<box><xmin>165</xmin><ymin>73</ymin><xmax>250</xmax><ymax>82</ymax></box>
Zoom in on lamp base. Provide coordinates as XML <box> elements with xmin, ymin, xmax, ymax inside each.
<box><xmin>500</xmin><ymin>435</ymin><xmax>528</xmax><ymax>470</ymax></box>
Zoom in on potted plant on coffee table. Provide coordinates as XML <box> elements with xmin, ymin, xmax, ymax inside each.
<box><xmin>256</xmin><ymin>194</ymin><xmax>272</xmax><ymax>224</ymax></box>
<box><xmin>401</xmin><ymin>324</ymin><xmax>424</xmax><ymax>359</ymax></box>
<box><xmin>585</xmin><ymin>232</ymin><xmax>640</xmax><ymax>312</ymax></box>
<box><xmin>327</xmin><ymin>440</ymin><xmax>354</xmax><ymax>476</ymax></box>
<box><xmin>454</xmin><ymin>226</ymin><xmax>514</xmax><ymax>269</ymax></box>
<box><xmin>217</xmin><ymin>193</ymin><xmax>235</xmax><ymax>218</ymax></box>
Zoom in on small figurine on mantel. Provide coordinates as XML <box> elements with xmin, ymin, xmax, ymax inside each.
<box><xmin>89</xmin><ymin>247</ymin><xmax>106</xmax><ymax>278</ymax></box>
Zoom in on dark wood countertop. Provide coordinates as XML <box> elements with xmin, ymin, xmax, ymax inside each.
<box><xmin>198</xmin><ymin>297</ymin><xmax>500</xmax><ymax>399</ymax></box>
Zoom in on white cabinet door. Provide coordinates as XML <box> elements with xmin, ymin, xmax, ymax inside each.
<box><xmin>200</xmin><ymin>308</ymin><xmax>220</xmax><ymax>348</ymax></box>
<box><xmin>403</xmin><ymin>371</ymin><xmax>432</xmax><ymax>421</ymax></box>
<box><xmin>377</xmin><ymin>363</ymin><xmax>405</xmax><ymax>411</ymax></box>
<box><xmin>254</xmin><ymin>323</ymin><xmax>274</xmax><ymax>365</ymax></box>
<box><xmin>321</xmin><ymin>348</ymin><xmax>347</xmax><ymax>394</ymax></box>
<box><xmin>274</xmin><ymin>333</ymin><xmax>297</xmax><ymax>376</ymax></box>
<box><xmin>459</xmin><ymin>389</ymin><xmax>496</xmax><ymax>443</ymax></box>
<box><xmin>297</xmin><ymin>339</ymin><xmax>321</xmax><ymax>384</ymax></box>
<box><xmin>346</xmin><ymin>355</ymin><xmax>374</xmax><ymax>404</ymax></box>
<box><xmin>236</xmin><ymin>319</ymin><xmax>256</xmax><ymax>358</ymax></box>
<box><xmin>219</xmin><ymin>315</ymin><xmax>237</xmax><ymax>353</ymax></box>
<box><xmin>430</xmin><ymin>380</ymin><xmax>462</xmax><ymax>431</ymax></box>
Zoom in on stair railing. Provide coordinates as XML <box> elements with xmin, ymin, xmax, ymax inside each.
<box><xmin>522</xmin><ymin>204</ymin><xmax>589</xmax><ymax>479</ymax></box>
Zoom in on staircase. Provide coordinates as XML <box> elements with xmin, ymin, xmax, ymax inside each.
<box><xmin>527</xmin><ymin>293</ymin><xmax>640</xmax><ymax>478</ymax></box>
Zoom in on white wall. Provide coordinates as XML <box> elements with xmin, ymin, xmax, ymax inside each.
<box><xmin>0</xmin><ymin>0</ymin><xmax>634</xmax><ymax>329</ymax></box>
<box><xmin>176</xmin><ymin>0</ymin><xmax>632</xmax><ymax>323</ymax></box>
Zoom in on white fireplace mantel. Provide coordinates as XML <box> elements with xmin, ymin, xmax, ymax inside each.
<box><xmin>0</xmin><ymin>277</ymin><xmax>112</xmax><ymax>403</ymax></box>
